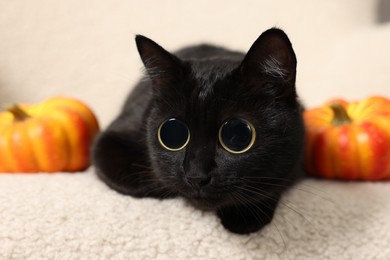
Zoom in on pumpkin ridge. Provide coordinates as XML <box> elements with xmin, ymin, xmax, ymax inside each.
<box><xmin>46</xmin><ymin>112</ymin><xmax>73</xmax><ymax>172</ymax></box>
<box><xmin>12</xmin><ymin>122</ymin><xmax>39</xmax><ymax>172</ymax></box>
<box><xmin>2</xmin><ymin>127</ymin><xmax>19</xmax><ymax>172</ymax></box>
<box><xmin>49</xmin><ymin>106</ymin><xmax>91</xmax><ymax>171</ymax></box>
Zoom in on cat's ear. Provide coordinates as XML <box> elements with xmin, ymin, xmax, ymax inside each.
<box><xmin>239</xmin><ymin>28</ymin><xmax>297</xmax><ymax>97</ymax></box>
<box><xmin>135</xmin><ymin>35</ymin><xmax>183</xmax><ymax>87</ymax></box>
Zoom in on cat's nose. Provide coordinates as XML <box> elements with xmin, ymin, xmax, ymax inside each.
<box><xmin>185</xmin><ymin>175</ymin><xmax>213</xmax><ymax>189</ymax></box>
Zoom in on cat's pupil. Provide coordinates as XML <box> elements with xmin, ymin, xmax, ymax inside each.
<box><xmin>158</xmin><ymin>118</ymin><xmax>190</xmax><ymax>151</ymax></box>
<box><xmin>219</xmin><ymin>118</ymin><xmax>255</xmax><ymax>153</ymax></box>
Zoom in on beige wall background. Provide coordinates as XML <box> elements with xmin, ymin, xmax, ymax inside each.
<box><xmin>0</xmin><ymin>0</ymin><xmax>389</xmax><ymax>127</ymax></box>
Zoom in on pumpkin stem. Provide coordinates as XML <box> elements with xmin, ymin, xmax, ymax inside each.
<box><xmin>330</xmin><ymin>102</ymin><xmax>352</xmax><ymax>126</ymax></box>
<box><xmin>7</xmin><ymin>105</ymin><xmax>30</xmax><ymax>121</ymax></box>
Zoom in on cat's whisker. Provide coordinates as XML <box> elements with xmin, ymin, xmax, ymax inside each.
<box><xmin>237</xmin><ymin>177</ymin><xmax>334</xmax><ymax>204</ymax></box>
<box><xmin>142</xmin><ymin>182</ymin><xmax>177</xmax><ymax>198</ymax></box>
<box><xmin>242</xmin><ymin>175</ymin><xmax>296</xmax><ymax>182</ymax></box>
<box><xmin>130</xmin><ymin>163</ymin><xmax>153</xmax><ymax>170</ymax></box>
<box><xmin>241</xmin><ymin>174</ymin><xmax>333</xmax><ymax>199</ymax></box>
<box><xmin>236</xmin><ymin>184</ymin><xmax>318</xmax><ymax>233</ymax></box>
<box><xmin>140</xmin><ymin>177</ymin><xmax>177</xmax><ymax>187</ymax></box>
<box><xmin>111</xmin><ymin>169</ymin><xmax>175</xmax><ymax>194</ymax></box>
<box><xmin>115</xmin><ymin>169</ymin><xmax>151</xmax><ymax>183</ymax></box>
<box><xmin>287</xmin><ymin>186</ymin><xmax>333</xmax><ymax>204</ymax></box>
<box><xmin>232</xmin><ymin>190</ymin><xmax>287</xmax><ymax>250</ymax></box>
<box><xmin>232</xmin><ymin>192</ymin><xmax>267</xmax><ymax>228</ymax></box>
<box><xmin>125</xmin><ymin>172</ymin><xmax>177</xmax><ymax>191</ymax></box>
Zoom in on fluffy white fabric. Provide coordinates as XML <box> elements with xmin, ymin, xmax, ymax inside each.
<box><xmin>1</xmin><ymin>173</ymin><xmax>390</xmax><ymax>259</ymax></box>
<box><xmin>1</xmin><ymin>0</ymin><xmax>390</xmax><ymax>259</ymax></box>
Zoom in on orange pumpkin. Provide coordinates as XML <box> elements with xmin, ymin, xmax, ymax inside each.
<box><xmin>0</xmin><ymin>97</ymin><xmax>99</xmax><ymax>173</ymax></box>
<box><xmin>304</xmin><ymin>96</ymin><xmax>390</xmax><ymax>180</ymax></box>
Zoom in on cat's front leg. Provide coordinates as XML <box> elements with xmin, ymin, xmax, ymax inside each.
<box><xmin>217</xmin><ymin>196</ymin><xmax>280</xmax><ymax>234</ymax></box>
<box><xmin>93</xmin><ymin>130</ymin><xmax>178</xmax><ymax>199</ymax></box>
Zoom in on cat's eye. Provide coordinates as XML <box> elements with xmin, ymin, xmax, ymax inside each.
<box><xmin>218</xmin><ymin>118</ymin><xmax>256</xmax><ymax>154</ymax></box>
<box><xmin>158</xmin><ymin>118</ymin><xmax>190</xmax><ymax>151</ymax></box>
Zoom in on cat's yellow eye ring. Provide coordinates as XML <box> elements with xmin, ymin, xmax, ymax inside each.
<box><xmin>158</xmin><ymin>118</ymin><xmax>190</xmax><ymax>152</ymax></box>
<box><xmin>218</xmin><ymin>118</ymin><xmax>256</xmax><ymax>154</ymax></box>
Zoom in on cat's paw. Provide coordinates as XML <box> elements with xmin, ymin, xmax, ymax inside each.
<box><xmin>217</xmin><ymin>204</ymin><xmax>275</xmax><ymax>234</ymax></box>
<box><xmin>220</xmin><ymin>219</ymin><xmax>265</xmax><ymax>234</ymax></box>
<box><xmin>217</xmin><ymin>211</ymin><xmax>265</xmax><ymax>234</ymax></box>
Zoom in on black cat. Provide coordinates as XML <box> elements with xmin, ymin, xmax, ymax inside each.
<box><xmin>92</xmin><ymin>28</ymin><xmax>305</xmax><ymax>234</ymax></box>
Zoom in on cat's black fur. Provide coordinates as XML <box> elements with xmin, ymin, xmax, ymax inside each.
<box><xmin>92</xmin><ymin>28</ymin><xmax>305</xmax><ymax>234</ymax></box>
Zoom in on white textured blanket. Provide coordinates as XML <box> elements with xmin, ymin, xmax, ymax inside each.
<box><xmin>1</xmin><ymin>171</ymin><xmax>389</xmax><ymax>259</ymax></box>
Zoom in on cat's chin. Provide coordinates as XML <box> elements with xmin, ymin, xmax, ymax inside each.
<box><xmin>181</xmin><ymin>190</ymin><xmax>228</xmax><ymax>211</ymax></box>
<box><xmin>188</xmin><ymin>198</ymin><xmax>222</xmax><ymax>211</ymax></box>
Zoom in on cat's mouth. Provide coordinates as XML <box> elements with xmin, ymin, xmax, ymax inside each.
<box><xmin>190</xmin><ymin>195</ymin><xmax>223</xmax><ymax>210</ymax></box>
<box><xmin>180</xmin><ymin>188</ymin><xmax>231</xmax><ymax>210</ymax></box>
<box><xmin>171</xmin><ymin>175</ymin><xmax>238</xmax><ymax>210</ymax></box>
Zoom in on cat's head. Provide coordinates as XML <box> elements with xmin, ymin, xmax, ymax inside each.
<box><xmin>136</xmin><ymin>28</ymin><xmax>304</xmax><ymax>209</ymax></box>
